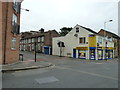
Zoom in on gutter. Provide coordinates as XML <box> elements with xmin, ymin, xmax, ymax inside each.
<box><xmin>3</xmin><ymin>2</ymin><xmax>9</xmax><ymax>64</ymax></box>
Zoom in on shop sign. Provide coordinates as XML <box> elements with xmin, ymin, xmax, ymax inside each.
<box><xmin>76</xmin><ymin>47</ymin><xmax>88</xmax><ymax>50</ymax></box>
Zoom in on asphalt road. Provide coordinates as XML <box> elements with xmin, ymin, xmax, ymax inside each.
<box><xmin>2</xmin><ymin>51</ymin><xmax>118</xmax><ymax>88</ymax></box>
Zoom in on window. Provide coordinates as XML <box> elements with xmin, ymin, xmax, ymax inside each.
<box><xmin>26</xmin><ymin>39</ymin><xmax>27</xmax><ymax>43</ymax></box>
<box><xmin>79</xmin><ymin>37</ymin><xmax>85</xmax><ymax>44</ymax></box>
<box><xmin>32</xmin><ymin>44</ymin><xmax>34</xmax><ymax>51</ymax></box>
<box><xmin>98</xmin><ymin>38</ymin><xmax>102</xmax><ymax>44</ymax></box>
<box><xmin>38</xmin><ymin>37</ymin><xmax>41</xmax><ymax>42</ymax></box>
<box><xmin>41</xmin><ymin>36</ymin><xmax>44</xmax><ymax>42</ymax></box>
<box><xmin>32</xmin><ymin>38</ymin><xmax>35</xmax><ymax>43</ymax></box>
<box><xmin>11</xmin><ymin>38</ymin><xmax>16</xmax><ymax>50</ymax></box>
<box><xmin>28</xmin><ymin>39</ymin><xmax>31</xmax><ymax>43</ymax></box>
<box><xmin>76</xmin><ymin>27</ymin><xmax>79</xmax><ymax>33</ymax></box>
<box><xmin>12</xmin><ymin>13</ymin><xmax>20</xmax><ymax>34</ymax></box>
<box><xmin>13</xmin><ymin>0</ymin><xmax>21</xmax><ymax>13</ymax></box>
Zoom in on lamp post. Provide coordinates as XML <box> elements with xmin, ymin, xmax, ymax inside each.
<box><xmin>104</xmin><ymin>20</ymin><xmax>113</xmax><ymax>61</ymax></box>
<box><xmin>34</xmin><ymin>36</ymin><xmax>37</xmax><ymax>62</ymax></box>
<box><xmin>21</xmin><ymin>8</ymin><xmax>30</xmax><ymax>12</ymax></box>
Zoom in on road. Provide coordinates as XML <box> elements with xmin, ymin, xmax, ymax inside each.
<box><xmin>2</xmin><ymin>51</ymin><xmax>118</xmax><ymax>88</ymax></box>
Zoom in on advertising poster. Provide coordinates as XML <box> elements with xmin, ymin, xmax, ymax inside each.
<box><xmin>79</xmin><ymin>50</ymin><xmax>86</xmax><ymax>59</ymax></box>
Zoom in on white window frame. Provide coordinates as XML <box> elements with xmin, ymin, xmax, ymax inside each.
<box><xmin>41</xmin><ymin>36</ymin><xmax>44</xmax><ymax>42</ymax></box>
<box><xmin>79</xmin><ymin>37</ymin><xmax>86</xmax><ymax>44</ymax></box>
<box><xmin>11</xmin><ymin>38</ymin><xmax>16</xmax><ymax>50</ymax></box>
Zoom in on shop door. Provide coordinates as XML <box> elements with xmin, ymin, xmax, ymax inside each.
<box><xmin>73</xmin><ymin>49</ymin><xmax>76</xmax><ymax>58</ymax></box>
<box><xmin>90</xmin><ymin>49</ymin><xmax>95</xmax><ymax>60</ymax></box>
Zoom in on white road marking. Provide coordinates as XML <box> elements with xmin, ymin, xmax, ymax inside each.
<box><xmin>55</xmin><ymin>66</ymin><xmax>118</xmax><ymax>81</ymax></box>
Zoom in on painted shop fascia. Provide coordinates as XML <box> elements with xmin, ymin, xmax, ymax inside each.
<box><xmin>52</xmin><ymin>24</ymin><xmax>114</xmax><ymax>60</ymax></box>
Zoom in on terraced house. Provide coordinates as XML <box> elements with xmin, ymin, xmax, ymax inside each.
<box><xmin>53</xmin><ymin>24</ymin><xmax>115</xmax><ymax>60</ymax></box>
<box><xmin>20</xmin><ymin>29</ymin><xmax>60</xmax><ymax>55</ymax></box>
<box><xmin>1</xmin><ymin>0</ymin><xmax>22</xmax><ymax>64</ymax></box>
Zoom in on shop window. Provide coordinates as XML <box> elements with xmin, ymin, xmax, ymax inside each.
<box><xmin>11</xmin><ymin>38</ymin><xmax>16</xmax><ymax>50</ymax></box>
<box><xmin>78</xmin><ymin>50</ymin><xmax>86</xmax><ymax>59</ymax></box>
<box><xmin>79</xmin><ymin>37</ymin><xmax>85</xmax><ymax>44</ymax></box>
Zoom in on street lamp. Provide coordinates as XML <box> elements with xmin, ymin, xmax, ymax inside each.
<box><xmin>21</xmin><ymin>8</ymin><xmax>30</xmax><ymax>12</ymax></box>
<box><xmin>104</xmin><ymin>20</ymin><xmax>113</xmax><ymax>61</ymax></box>
<box><xmin>34</xmin><ymin>36</ymin><xmax>37</xmax><ymax>62</ymax></box>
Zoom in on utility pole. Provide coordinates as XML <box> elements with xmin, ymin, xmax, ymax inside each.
<box><xmin>60</xmin><ymin>42</ymin><xmax>62</xmax><ymax>57</ymax></box>
<box><xmin>104</xmin><ymin>20</ymin><xmax>113</xmax><ymax>61</ymax></box>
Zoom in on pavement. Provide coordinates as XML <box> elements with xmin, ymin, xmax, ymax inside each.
<box><xmin>1</xmin><ymin>60</ymin><xmax>54</xmax><ymax>73</ymax></box>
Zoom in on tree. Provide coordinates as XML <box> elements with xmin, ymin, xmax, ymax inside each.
<box><xmin>59</xmin><ymin>27</ymin><xmax>72</xmax><ymax>36</ymax></box>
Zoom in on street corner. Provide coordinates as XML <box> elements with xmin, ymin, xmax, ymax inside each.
<box><xmin>1</xmin><ymin>61</ymin><xmax>54</xmax><ymax>73</ymax></box>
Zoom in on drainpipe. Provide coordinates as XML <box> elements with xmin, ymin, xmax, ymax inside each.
<box><xmin>3</xmin><ymin>2</ymin><xmax>9</xmax><ymax>64</ymax></box>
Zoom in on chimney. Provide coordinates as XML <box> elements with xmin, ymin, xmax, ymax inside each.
<box><xmin>39</xmin><ymin>28</ymin><xmax>44</xmax><ymax>33</ymax></box>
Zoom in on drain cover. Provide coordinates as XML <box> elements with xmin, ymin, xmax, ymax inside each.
<box><xmin>35</xmin><ymin>76</ymin><xmax>59</xmax><ymax>84</ymax></box>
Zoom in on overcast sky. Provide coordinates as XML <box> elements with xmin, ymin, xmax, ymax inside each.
<box><xmin>20</xmin><ymin>0</ymin><xmax>119</xmax><ymax>35</ymax></box>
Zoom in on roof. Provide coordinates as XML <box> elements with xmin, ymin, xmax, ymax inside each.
<box><xmin>99</xmin><ymin>29</ymin><xmax>120</xmax><ymax>39</ymax></box>
<box><xmin>79</xmin><ymin>25</ymin><xmax>98</xmax><ymax>34</ymax></box>
<box><xmin>21</xmin><ymin>30</ymin><xmax>59</xmax><ymax>39</ymax></box>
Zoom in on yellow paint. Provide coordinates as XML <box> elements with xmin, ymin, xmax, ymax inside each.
<box><xmin>108</xmin><ymin>47</ymin><xmax>114</xmax><ymax>50</ymax></box>
<box><xmin>76</xmin><ymin>47</ymin><xmax>88</xmax><ymax>50</ymax></box>
<box><xmin>98</xmin><ymin>47</ymin><xmax>114</xmax><ymax>50</ymax></box>
<box><xmin>102</xmin><ymin>47</ymin><xmax>105</xmax><ymax>50</ymax></box>
<box><xmin>88</xmin><ymin>36</ymin><xmax>96</xmax><ymax>47</ymax></box>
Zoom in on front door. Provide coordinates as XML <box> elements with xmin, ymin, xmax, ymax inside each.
<box><xmin>73</xmin><ymin>49</ymin><xmax>76</xmax><ymax>58</ymax></box>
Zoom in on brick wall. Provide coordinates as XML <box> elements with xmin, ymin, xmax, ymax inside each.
<box><xmin>0</xmin><ymin>1</ymin><xmax>2</xmax><ymax>64</ymax></box>
<box><xmin>2</xmin><ymin>2</ymin><xmax>21</xmax><ymax>64</ymax></box>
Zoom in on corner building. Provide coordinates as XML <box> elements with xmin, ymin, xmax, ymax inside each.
<box><xmin>52</xmin><ymin>24</ymin><xmax>115</xmax><ymax>60</ymax></box>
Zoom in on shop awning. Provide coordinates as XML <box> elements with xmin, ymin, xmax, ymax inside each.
<box><xmin>76</xmin><ymin>47</ymin><xmax>88</xmax><ymax>50</ymax></box>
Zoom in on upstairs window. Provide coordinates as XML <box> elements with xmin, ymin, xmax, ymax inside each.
<box><xmin>79</xmin><ymin>37</ymin><xmax>86</xmax><ymax>44</ymax></box>
<box><xmin>32</xmin><ymin>38</ymin><xmax>35</xmax><ymax>43</ymax></box>
<box><xmin>41</xmin><ymin>36</ymin><xmax>44</xmax><ymax>42</ymax></box>
<box><xmin>76</xmin><ymin>27</ymin><xmax>79</xmax><ymax>33</ymax></box>
<box><xmin>98</xmin><ymin>38</ymin><xmax>102</xmax><ymax>44</ymax></box>
<box><xmin>12</xmin><ymin>13</ymin><xmax>20</xmax><ymax>34</ymax></box>
<box><xmin>13</xmin><ymin>0</ymin><xmax>21</xmax><ymax>13</ymax></box>
<box><xmin>38</xmin><ymin>37</ymin><xmax>41</xmax><ymax>42</ymax></box>
<box><xmin>28</xmin><ymin>39</ymin><xmax>31</xmax><ymax>43</ymax></box>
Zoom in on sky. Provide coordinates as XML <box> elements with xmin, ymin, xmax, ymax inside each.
<box><xmin>20</xmin><ymin>0</ymin><xmax>119</xmax><ymax>35</ymax></box>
